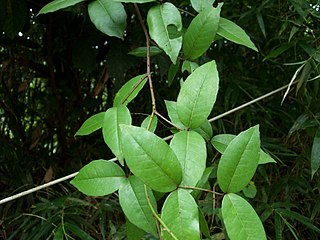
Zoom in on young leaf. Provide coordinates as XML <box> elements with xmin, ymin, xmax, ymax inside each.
<box><xmin>38</xmin><ymin>0</ymin><xmax>85</xmax><ymax>15</ymax></box>
<box><xmin>217</xmin><ymin>126</ymin><xmax>260</xmax><ymax>193</ymax></box>
<box><xmin>222</xmin><ymin>193</ymin><xmax>267</xmax><ymax>240</ymax></box>
<box><xmin>120</xmin><ymin>125</ymin><xmax>182</xmax><ymax>192</ymax></box>
<box><xmin>88</xmin><ymin>0</ymin><xmax>126</xmax><ymax>39</ymax></box>
<box><xmin>170</xmin><ymin>130</ymin><xmax>206</xmax><ymax>188</ymax></box>
<box><xmin>211</xmin><ymin>134</ymin><xmax>276</xmax><ymax>164</ymax></box>
<box><xmin>311</xmin><ymin>127</ymin><xmax>320</xmax><ymax>179</ymax></box>
<box><xmin>176</xmin><ymin>60</ymin><xmax>219</xmax><ymax>129</ymax></box>
<box><xmin>217</xmin><ymin>17</ymin><xmax>258</xmax><ymax>52</ymax></box>
<box><xmin>119</xmin><ymin>176</ymin><xmax>157</xmax><ymax>236</ymax></box>
<box><xmin>191</xmin><ymin>0</ymin><xmax>216</xmax><ymax>13</ymax></box>
<box><xmin>128</xmin><ymin>46</ymin><xmax>162</xmax><ymax>57</ymax></box>
<box><xmin>75</xmin><ymin>112</ymin><xmax>105</xmax><ymax>136</ymax></box>
<box><xmin>126</xmin><ymin>219</ymin><xmax>146</xmax><ymax>240</ymax></box>
<box><xmin>161</xmin><ymin>189</ymin><xmax>200</xmax><ymax>239</ymax></box>
<box><xmin>70</xmin><ymin>160</ymin><xmax>126</xmax><ymax>196</ymax></box>
<box><xmin>141</xmin><ymin>115</ymin><xmax>158</xmax><ymax>132</ymax></box>
<box><xmin>113</xmin><ymin>74</ymin><xmax>148</xmax><ymax>107</ymax></box>
<box><xmin>103</xmin><ymin>106</ymin><xmax>132</xmax><ymax>165</ymax></box>
<box><xmin>147</xmin><ymin>3</ymin><xmax>182</xmax><ymax>64</ymax></box>
<box><xmin>183</xmin><ymin>4</ymin><xmax>222</xmax><ymax>60</ymax></box>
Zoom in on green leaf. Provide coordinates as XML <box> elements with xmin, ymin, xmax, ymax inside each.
<box><xmin>181</xmin><ymin>60</ymin><xmax>199</xmax><ymax>74</ymax></box>
<box><xmin>119</xmin><ymin>176</ymin><xmax>157</xmax><ymax>235</ymax></box>
<box><xmin>311</xmin><ymin>127</ymin><xmax>320</xmax><ymax>179</ymax></box>
<box><xmin>88</xmin><ymin>0</ymin><xmax>126</xmax><ymax>38</ymax></box>
<box><xmin>191</xmin><ymin>0</ymin><xmax>216</xmax><ymax>13</ymax></box>
<box><xmin>194</xmin><ymin>120</ymin><xmax>213</xmax><ymax>141</ymax></box>
<box><xmin>242</xmin><ymin>182</ymin><xmax>257</xmax><ymax>198</ymax></box>
<box><xmin>198</xmin><ymin>208</ymin><xmax>210</xmax><ymax>239</ymax></box>
<box><xmin>217</xmin><ymin>126</ymin><xmax>260</xmax><ymax>193</ymax></box>
<box><xmin>161</xmin><ymin>189</ymin><xmax>200</xmax><ymax>239</ymax></box>
<box><xmin>211</xmin><ymin>134</ymin><xmax>276</xmax><ymax>164</ymax></box>
<box><xmin>126</xmin><ymin>219</ymin><xmax>146</xmax><ymax>240</ymax></box>
<box><xmin>103</xmin><ymin>106</ymin><xmax>132</xmax><ymax>165</ymax></box>
<box><xmin>170</xmin><ymin>130</ymin><xmax>206</xmax><ymax>188</ymax></box>
<box><xmin>176</xmin><ymin>60</ymin><xmax>219</xmax><ymax>129</ymax></box>
<box><xmin>222</xmin><ymin>193</ymin><xmax>267</xmax><ymax>240</ymax></box>
<box><xmin>147</xmin><ymin>3</ymin><xmax>182</xmax><ymax>64</ymax></box>
<box><xmin>38</xmin><ymin>0</ymin><xmax>85</xmax><ymax>15</ymax></box>
<box><xmin>183</xmin><ymin>4</ymin><xmax>222</xmax><ymax>60</ymax></box>
<box><xmin>128</xmin><ymin>46</ymin><xmax>162</xmax><ymax>57</ymax></box>
<box><xmin>70</xmin><ymin>160</ymin><xmax>126</xmax><ymax>196</ymax></box>
<box><xmin>64</xmin><ymin>222</ymin><xmax>95</xmax><ymax>240</ymax></box>
<box><xmin>263</xmin><ymin>43</ymin><xmax>294</xmax><ymax>61</ymax></box>
<box><xmin>192</xmin><ymin>166</ymin><xmax>213</xmax><ymax>198</ymax></box>
<box><xmin>75</xmin><ymin>112</ymin><xmax>105</xmax><ymax>136</ymax></box>
<box><xmin>217</xmin><ymin>17</ymin><xmax>258</xmax><ymax>52</ymax></box>
<box><xmin>120</xmin><ymin>125</ymin><xmax>182</xmax><ymax>192</ymax></box>
<box><xmin>113</xmin><ymin>0</ymin><xmax>154</xmax><ymax>3</ymax></box>
<box><xmin>113</xmin><ymin>74</ymin><xmax>148</xmax><ymax>107</ymax></box>
<box><xmin>164</xmin><ymin>100</ymin><xmax>187</xmax><ymax>129</ymax></box>
<box><xmin>141</xmin><ymin>115</ymin><xmax>158</xmax><ymax>132</ymax></box>
<box><xmin>53</xmin><ymin>225</ymin><xmax>64</xmax><ymax>240</ymax></box>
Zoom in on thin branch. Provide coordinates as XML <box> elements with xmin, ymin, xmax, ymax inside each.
<box><xmin>0</xmin><ymin>81</ymin><xmax>299</xmax><ymax>205</ymax></box>
<box><xmin>155</xmin><ymin>110</ymin><xmax>182</xmax><ymax>130</ymax></box>
<box><xmin>179</xmin><ymin>185</ymin><xmax>223</xmax><ymax>196</ymax></box>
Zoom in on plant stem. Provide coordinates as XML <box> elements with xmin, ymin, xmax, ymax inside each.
<box><xmin>179</xmin><ymin>185</ymin><xmax>224</xmax><ymax>196</ymax></box>
<box><xmin>143</xmin><ymin>185</ymin><xmax>178</xmax><ymax>240</ymax></box>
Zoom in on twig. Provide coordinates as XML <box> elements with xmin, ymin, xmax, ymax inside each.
<box><xmin>179</xmin><ymin>185</ymin><xmax>223</xmax><ymax>195</ymax></box>
<box><xmin>0</xmin><ymin>81</ymin><xmax>298</xmax><ymax>205</ymax></box>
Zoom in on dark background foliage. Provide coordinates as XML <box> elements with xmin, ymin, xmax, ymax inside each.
<box><xmin>0</xmin><ymin>0</ymin><xmax>319</xmax><ymax>239</ymax></box>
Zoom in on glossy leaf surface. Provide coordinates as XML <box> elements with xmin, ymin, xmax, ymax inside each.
<box><xmin>38</xmin><ymin>0</ymin><xmax>85</xmax><ymax>14</ymax></box>
<box><xmin>120</xmin><ymin>125</ymin><xmax>182</xmax><ymax>192</ymax></box>
<box><xmin>222</xmin><ymin>193</ymin><xmax>266</xmax><ymax>240</ymax></box>
<box><xmin>147</xmin><ymin>3</ymin><xmax>182</xmax><ymax>64</ymax></box>
<box><xmin>176</xmin><ymin>60</ymin><xmax>219</xmax><ymax>129</ymax></box>
<box><xmin>70</xmin><ymin>160</ymin><xmax>126</xmax><ymax>196</ymax></box>
<box><xmin>217</xmin><ymin>17</ymin><xmax>258</xmax><ymax>52</ymax></box>
<box><xmin>217</xmin><ymin>126</ymin><xmax>260</xmax><ymax>193</ymax></box>
<box><xmin>170</xmin><ymin>130</ymin><xmax>206</xmax><ymax>188</ymax></box>
<box><xmin>75</xmin><ymin>112</ymin><xmax>105</xmax><ymax>136</ymax></box>
<box><xmin>113</xmin><ymin>74</ymin><xmax>147</xmax><ymax>107</ymax></box>
<box><xmin>119</xmin><ymin>176</ymin><xmax>157</xmax><ymax>235</ymax></box>
<box><xmin>183</xmin><ymin>4</ymin><xmax>221</xmax><ymax>60</ymax></box>
<box><xmin>161</xmin><ymin>189</ymin><xmax>200</xmax><ymax>239</ymax></box>
<box><xmin>103</xmin><ymin>106</ymin><xmax>132</xmax><ymax>165</ymax></box>
<box><xmin>211</xmin><ymin>134</ymin><xmax>276</xmax><ymax>164</ymax></box>
<box><xmin>88</xmin><ymin>0</ymin><xmax>126</xmax><ymax>38</ymax></box>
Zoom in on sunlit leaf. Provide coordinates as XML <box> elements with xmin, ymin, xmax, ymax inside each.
<box><xmin>217</xmin><ymin>126</ymin><xmax>260</xmax><ymax>193</ymax></box>
<box><xmin>119</xmin><ymin>176</ymin><xmax>157</xmax><ymax>235</ymax></box>
<box><xmin>190</xmin><ymin>0</ymin><xmax>215</xmax><ymax>13</ymax></box>
<box><xmin>161</xmin><ymin>189</ymin><xmax>200</xmax><ymax>239</ymax></box>
<box><xmin>103</xmin><ymin>106</ymin><xmax>132</xmax><ymax>165</ymax></box>
<box><xmin>88</xmin><ymin>0</ymin><xmax>126</xmax><ymax>38</ymax></box>
<box><xmin>70</xmin><ymin>160</ymin><xmax>126</xmax><ymax>196</ymax></box>
<box><xmin>141</xmin><ymin>115</ymin><xmax>158</xmax><ymax>132</ymax></box>
<box><xmin>176</xmin><ymin>60</ymin><xmax>219</xmax><ymax>129</ymax></box>
<box><xmin>147</xmin><ymin>3</ymin><xmax>182</xmax><ymax>64</ymax></box>
<box><xmin>38</xmin><ymin>0</ymin><xmax>85</xmax><ymax>15</ymax></box>
<box><xmin>120</xmin><ymin>125</ymin><xmax>182</xmax><ymax>192</ymax></box>
<box><xmin>222</xmin><ymin>193</ymin><xmax>267</xmax><ymax>240</ymax></box>
<box><xmin>75</xmin><ymin>112</ymin><xmax>104</xmax><ymax>136</ymax></box>
<box><xmin>311</xmin><ymin>127</ymin><xmax>320</xmax><ymax>179</ymax></box>
<box><xmin>217</xmin><ymin>17</ymin><xmax>258</xmax><ymax>52</ymax></box>
<box><xmin>170</xmin><ymin>130</ymin><xmax>206</xmax><ymax>188</ymax></box>
<box><xmin>183</xmin><ymin>4</ymin><xmax>222</xmax><ymax>60</ymax></box>
<box><xmin>113</xmin><ymin>74</ymin><xmax>148</xmax><ymax>107</ymax></box>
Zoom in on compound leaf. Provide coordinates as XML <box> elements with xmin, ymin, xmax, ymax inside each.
<box><xmin>147</xmin><ymin>3</ymin><xmax>182</xmax><ymax>64</ymax></box>
<box><xmin>222</xmin><ymin>193</ymin><xmax>266</xmax><ymax>240</ymax></box>
<box><xmin>217</xmin><ymin>126</ymin><xmax>260</xmax><ymax>193</ymax></box>
<box><xmin>120</xmin><ymin>125</ymin><xmax>182</xmax><ymax>192</ymax></box>
<box><xmin>176</xmin><ymin>60</ymin><xmax>219</xmax><ymax>129</ymax></box>
<box><xmin>70</xmin><ymin>160</ymin><xmax>126</xmax><ymax>196</ymax></box>
<box><xmin>161</xmin><ymin>189</ymin><xmax>200</xmax><ymax>239</ymax></box>
<box><xmin>119</xmin><ymin>176</ymin><xmax>157</xmax><ymax>235</ymax></box>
